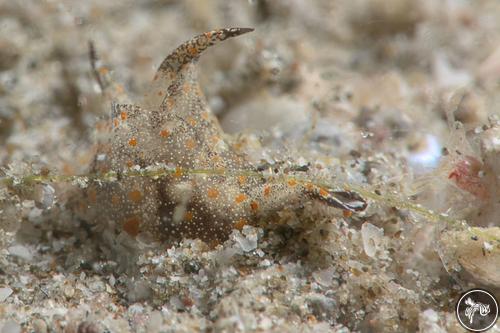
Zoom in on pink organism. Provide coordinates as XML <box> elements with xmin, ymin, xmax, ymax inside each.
<box><xmin>448</xmin><ymin>155</ymin><xmax>489</xmax><ymax>200</ymax></box>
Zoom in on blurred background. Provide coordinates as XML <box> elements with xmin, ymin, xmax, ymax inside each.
<box><xmin>2</xmin><ymin>0</ymin><xmax>500</xmax><ymax>178</ymax></box>
<box><xmin>1</xmin><ymin>0</ymin><xmax>499</xmax><ymax>148</ymax></box>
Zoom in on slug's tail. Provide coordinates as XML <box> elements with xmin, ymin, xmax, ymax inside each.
<box><xmin>308</xmin><ymin>188</ymin><xmax>368</xmax><ymax>212</ymax></box>
<box><xmin>143</xmin><ymin>28</ymin><xmax>254</xmax><ymax>110</ymax></box>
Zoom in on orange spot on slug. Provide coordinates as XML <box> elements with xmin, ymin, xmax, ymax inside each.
<box><xmin>234</xmin><ymin>218</ymin><xmax>247</xmax><ymax>230</ymax></box>
<box><xmin>128</xmin><ymin>190</ymin><xmax>142</xmax><ymax>203</ymax></box>
<box><xmin>343</xmin><ymin>210</ymin><xmax>353</xmax><ymax>218</ymax></box>
<box><xmin>250</xmin><ymin>201</ymin><xmax>259</xmax><ymax>212</ymax></box>
<box><xmin>111</xmin><ymin>194</ymin><xmax>120</xmax><ymax>206</ymax></box>
<box><xmin>235</xmin><ymin>193</ymin><xmax>247</xmax><ymax>203</ymax></box>
<box><xmin>87</xmin><ymin>188</ymin><xmax>97</xmax><ymax>203</ymax></box>
<box><xmin>123</xmin><ymin>217</ymin><xmax>140</xmax><ymax>237</ymax></box>
<box><xmin>207</xmin><ymin>188</ymin><xmax>219</xmax><ymax>199</ymax></box>
<box><xmin>238</xmin><ymin>176</ymin><xmax>247</xmax><ymax>185</ymax></box>
<box><xmin>166</xmin><ymin>97</ymin><xmax>174</xmax><ymax>109</ymax></box>
<box><xmin>186</xmin><ymin>139</ymin><xmax>196</xmax><ymax>150</ymax></box>
<box><xmin>185</xmin><ymin>211</ymin><xmax>193</xmax><ymax>221</ymax></box>
<box><xmin>128</xmin><ymin>137</ymin><xmax>137</xmax><ymax>146</ymax></box>
<box><xmin>319</xmin><ymin>188</ymin><xmax>329</xmax><ymax>197</ymax></box>
<box><xmin>115</xmin><ymin>84</ymin><xmax>124</xmax><ymax>94</ymax></box>
<box><xmin>263</xmin><ymin>186</ymin><xmax>271</xmax><ymax>197</ymax></box>
<box><xmin>187</xmin><ymin>117</ymin><xmax>196</xmax><ymax>126</ymax></box>
<box><xmin>174</xmin><ymin>167</ymin><xmax>183</xmax><ymax>178</ymax></box>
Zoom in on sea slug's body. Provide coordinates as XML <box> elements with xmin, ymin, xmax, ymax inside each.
<box><xmin>76</xmin><ymin>28</ymin><xmax>366</xmax><ymax>244</ymax></box>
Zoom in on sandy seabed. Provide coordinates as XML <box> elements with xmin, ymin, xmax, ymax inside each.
<box><xmin>0</xmin><ymin>1</ymin><xmax>499</xmax><ymax>332</ymax></box>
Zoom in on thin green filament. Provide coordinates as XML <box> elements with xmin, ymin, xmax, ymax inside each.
<box><xmin>0</xmin><ymin>167</ymin><xmax>498</xmax><ymax>244</ymax></box>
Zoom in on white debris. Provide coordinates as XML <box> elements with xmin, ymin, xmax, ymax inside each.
<box><xmin>418</xmin><ymin>309</ymin><xmax>446</xmax><ymax>333</ymax></box>
<box><xmin>8</xmin><ymin>244</ymin><xmax>32</xmax><ymax>261</ymax></box>
<box><xmin>34</xmin><ymin>184</ymin><xmax>55</xmax><ymax>209</ymax></box>
<box><xmin>146</xmin><ymin>311</ymin><xmax>163</xmax><ymax>333</ymax></box>
<box><xmin>0</xmin><ymin>287</ymin><xmax>13</xmax><ymax>302</ymax></box>
<box><xmin>1</xmin><ymin>321</ymin><xmax>21</xmax><ymax>333</ymax></box>
<box><xmin>313</xmin><ymin>267</ymin><xmax>337</xmax><ymax>287</ymax></box>
<box><xmin>233</xmin><ymin>227</ymin><xmax>259</xmax><ymax>252</ymax></box>
<box><xmin>361</xmin><ymin>222</ymin><xmax>384</xmax><ymax>258</ymax></box>
<box><xmin>433</xmin><ymin>53</ymin><xmax>471</xmax><ymax>88</ymax></box>
<box><xmin>31</xmin><ymin>319</ymin><xmax>48</xmax><ymax>333</ymax></box>
<box><xmin>407</xmin><ymin>134</ymin><xmax>441</xmax><ymax>173</ymax></box>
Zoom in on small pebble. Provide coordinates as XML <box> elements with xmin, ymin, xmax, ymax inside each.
<box><xmin>77</xmin><ymin>321</ymin><xmax>100</xmax><ymax>333</ymax></box>
<box><xmin>1</xmin><ymin>321</ymin><xmax>21</xmax><ymax>333</ymax></box>
<box><xmin>63</xmin><ymin>285</ymin><xmax>75</xmax><ymax>298</ymax></box>
<box><xmin>8</xmin><ymin>245</ymin><xmax>32</xmax><ymax>261</ymax></box>
<box><xmin>127</xmin><ymin>280</ymin><xmax>152</xmax><ymax>302</ymax></box>
<box><xmin>361</xmin><ymin>222</ymin><xmax>384</xmax><ymax>258</ymax></box>
<box><xmin>34</xmin><ymin>184</ymin><xmax>55</xmax><ymax>209</ymax></box>
<box><xmin>146</xmin><ymin>311</ymin><xmax>163</xmax><ymax>333</ymax></box>
<box><xmin>0</xmin><ymin>287</ymin><xmax>13</xmax><ymax>302</ymax></box>
<box><xmin>32</xmin><ymin>319</ymin><xmax>48</xmax><ymax>333</ymax></box>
